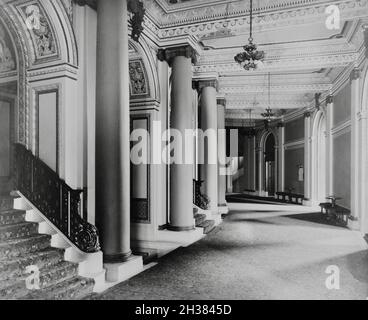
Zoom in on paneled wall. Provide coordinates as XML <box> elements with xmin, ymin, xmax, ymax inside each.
<box><xmin>0</xmin><ymin>100</ymin><xmax>11</xmax><ymax>178</ymax></box>
<box><xmin>37</xmin><ymin>90</ymin><xmax>58</xmax><ymax>172</ymax></box>
<box><xmin>284</xmin><ymin>117</ymin><xmax>305</xmax><ymax>194</ymax></box>
<box><xmin>333</xmin><ymin>131</ymin><xmax>351</xmax><ymax>208</ymax></box>
<box><xmin>332</xmin><ymin>82</ymin><xmax>352</xmax><ymax>209</ymax></box>
<box><xmin>284</xmin><ymin>147</ymin><xmax>304</xmax><ymax>194</ymax></box>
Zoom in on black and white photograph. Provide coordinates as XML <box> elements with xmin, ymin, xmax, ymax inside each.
<box><xmin>0</xmin><ymin>0</ymin><xmax>368</xmax><ymax>306</ymax></box>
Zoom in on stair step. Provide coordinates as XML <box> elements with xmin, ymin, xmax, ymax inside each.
<box><xmin>0</xmin><ymin>261</ymin><xmax>78</xmax><ymax>299</ymax></box>
<box><xmin>0</xmin><ymin>210</ymin><xmax>26</xmax><ymax>226</ymax></box>
<box><xmin>197</xmin><ymin>220</ymin><xmax>216</xmax><ymax>234</ymax></box>
<box><xmin>22</xmin><ymin>276</ymin><xmax>95</xmax><ymax>300</ymax></box>
<box><xmin>0</xmin><ymin>234</ymin><xmax>51</xmax><ymax>261</ymax></box>
<box><xmin>132</xmin><ymin>248</ymin><xmax>158</xmax><ymax>265</ymax></box>
<box><xmin>0</xmin><ymin>196</ymin><xmax>15</xmax><ymax>212</ymax></box>
<box><xmin>0</xmin><ymin>248</ymin><xmax>65</xmax><ymax>282</ymax></box>
<box><xmin>194</xmin><ymin>213</ymin><xmax>207</xmax><ymax>227</ymax></box>
<box><xmin>0</xmin><ymin>222</ymin><xmax>38</xmax><ymax>241</ymax></box>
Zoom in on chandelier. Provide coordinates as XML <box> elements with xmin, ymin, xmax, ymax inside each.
<box><xmin>261</xmin><ymin>73</ymin><xmax>275</xmax><ymax>122</ymax></box>
<box><xmin>234</xmin><ymin>0</ymin><xmax>265</xmax><ymax>71</ymax></box>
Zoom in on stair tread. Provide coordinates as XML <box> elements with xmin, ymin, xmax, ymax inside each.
<box><xmin>0</xmin><ymin>247</ymin><xmax>64</xmax><ymax>269</ymax></box>
<box><xmin>0</xmin><ymin>209</ymin><xmax>24</xmax><ymax>215</ymax></box>
<box><xmin>0</xmin><ymin>221</ymin><xmax>36</xmax><ymax>229</ymax></box>
<box><xmin>0</xmin><ymin>260</ymin><xmax>78</xmax><ymax>294</ymax></box>
<box><xmin>197</xmin><ymin>220</ymin><xmax>215</xmax><ymax>228</ymax></box>
<box><xmin>22</xmin><ymin>276</ymin><xmax>94</xmax><ymax>300</ymax></box>
<box><xmin>0</xmin><ymin>234</ymin><xmax>50</xmax><ymax>248</ymax></box>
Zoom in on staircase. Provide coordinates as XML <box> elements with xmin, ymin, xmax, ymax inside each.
<box><xmin>194</xmin><ymin>208</ymin><xmax>216</xmax><ymax>234</ymax></box>
<box><xmin>0</xmin><ymin>193</ymin><xmax>94</xmax><ymax>300</ymax></box>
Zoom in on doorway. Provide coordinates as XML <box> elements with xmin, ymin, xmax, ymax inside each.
<box><xmin>264</xmin><ymin>134</ymin><xmax>276</xmax><ymax>196</ymax></box>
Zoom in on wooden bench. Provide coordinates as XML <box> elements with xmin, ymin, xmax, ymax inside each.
<box><xmin>320</xmin><ymin>204</ymin><xmax>350</xmax><ymax>226</ymax></box>
<box><xmin>276</xmin><ymin>192</ymin><xmax>304</xmax><ymax>205</ymax></box>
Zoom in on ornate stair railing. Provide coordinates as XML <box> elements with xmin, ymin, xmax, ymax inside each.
<box><xmin>14</xmin><ymin>144</ymin><xmax>100</xmax><ymax>253</ymax></box>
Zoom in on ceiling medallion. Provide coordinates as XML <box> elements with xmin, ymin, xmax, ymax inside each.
<box><xmin>261</xmin><ymin>73</ymin><xmax>275</xmax><ymax>122</ymax></box>
<box><xmin>234</xmin><ymin>0</ymin><xmax>265</xmax><ymax>71</ymax></box>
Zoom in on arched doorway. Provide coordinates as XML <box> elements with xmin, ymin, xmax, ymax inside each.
<box><xmin>264</xmin><ymin>133</ymin><xmax>276</xmax><ymax>196</ymax></box>
<box><xmin>311</xmin><ymin>111</ymin><xmax>327</xmax><ymax>204</ymax></box>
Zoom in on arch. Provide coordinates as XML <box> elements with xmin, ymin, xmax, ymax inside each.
<box><xmin>257</xmin><ymin>129</ymin><xmax>278</xmax><ymax>197</ymax></box>
<box><xmin>128</xmin><ymin>36</ymin><xmax>160</xmax><ymax>104</ymax></box>
<box><xmin>0</xmin><ymin>0</ymin><xmax>79</xmax><ymax>147</ymax></box>
<box><xmin>311</xmin><ymin>110</ymin><xmax>327</xmax><ymax>204</ymax></box>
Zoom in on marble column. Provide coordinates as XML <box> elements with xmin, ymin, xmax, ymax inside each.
<box><xmin>158</xmin><ymin>46</ymin><xmax>197</xmax><ymax>231</ymax></box>
<box><xmin>95</xmin><ymin>0</ymin><xmax>131</xmax><ymax>262</ymax></box>
<box><xmin>360</xmin><ymin>25</ymin><xmax>368</xmax><ymax>234</ymax></box>
<box><xmin>325</xmin><ymin>95</ymin><xmax>334</xmax><ymax>196</ymax></box>
<box><xmin>304</xmin><ymin>112</ymin><xmax>312</xmax><ymax>203</ymax></box>
<box><xmin>350</xmin><ymin>68</ymin><xmax>361</xmax><ymax>225</ymax></box>
<box><xmin>199</xmin><ymin>80</ymin><xmax>219</xmax><ymax>213</ymax></box>
<box><xmin>217</xmin><ymin>98</ymin><xmax>227</xmax><ymax>211</ymax></box>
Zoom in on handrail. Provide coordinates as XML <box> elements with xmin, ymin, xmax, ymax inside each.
<box><xmin>14</xmin><ymin>144</ymin><xmax>100</xmax><ymax>253</ymax></box>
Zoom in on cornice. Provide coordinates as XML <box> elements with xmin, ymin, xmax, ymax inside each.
<box><xmin>145</xmin><ymin>0</ymin><xmax>368</xmax><ymax>40</ymax></box>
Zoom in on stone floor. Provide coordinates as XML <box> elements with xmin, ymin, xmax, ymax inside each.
<box><xmin>92</xmin><ymin>203</ymin><xmax>368</xmax><ymax>300</ymax></box>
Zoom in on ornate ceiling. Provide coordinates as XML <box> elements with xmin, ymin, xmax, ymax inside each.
<box><xmin>143</xmin><ymin>0</ymin><xmax>368</xmax><ymax>120</ymax></box>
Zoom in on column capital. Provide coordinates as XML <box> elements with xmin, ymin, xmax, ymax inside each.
<box><xmin>277</xmin><ymin>122</ymin><xmax>285</xmax><ymax>128</ymax></box>
<box><xmin>74</xmin><ymin>0</ymin><xmax>97</xmax><ymax>9</ymax></box>
<box><xmin>217</xmin><ymin>97</ymin><xmax>226</xmax><ymax>107</ymax></box>
<box><xmin>157</xmin><ymin>45</ymin><xmax>197</xmax><ymax>66</ymax></box>
<box><xmin>198</xmin><ymin>79</ymin><xmax>219</xmax><ymax>92</ymax></box>
<box><xmin>326</xmin><ymin>94</ymin><xmax>334</xmax><ymax>105</ymax></box>
<box><xmin>350</xmin><ymin>68</ymin><xmax>361</xmax><ymax>81</ymax></box>
<box><xmin>304</xmin><ymin>111</ymin><xmax>312</xmax><ymax>119</ymax></box>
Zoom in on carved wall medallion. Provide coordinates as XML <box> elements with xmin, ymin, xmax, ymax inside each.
<box><xmin>17</xmin><ymin>2</ymin><xmax>57</xmax><ymax>60</ymax></box>
<box><xmin>129</xmin><ymin>59</ymin><xmax>149</xmax><ymax>98</ymax></box>
<box><xmin>0</xmin><ymin>23</ymin><xmax>16</xmax><ymax>73</ymax></box>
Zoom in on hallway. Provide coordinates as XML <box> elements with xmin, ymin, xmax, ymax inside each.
<box><xmin>93</xmin><ymin>203</ymin><xmax>368</xmax><ymax>300</ymax></box>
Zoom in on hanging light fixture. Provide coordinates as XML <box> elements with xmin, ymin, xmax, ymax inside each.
<box><xmin>261</xmin><ymin>72</ymin><xmax>275</xmax><ymax>122</ymax></box>
<box><xmin>234</xmin><ymin>0</ymin><xmax>265</xmax><ymax>71</ymax></box>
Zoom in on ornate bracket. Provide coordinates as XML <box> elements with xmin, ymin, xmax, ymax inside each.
<box><xmin>75</xmin><ymin>0</ymin><xmax>145</xmax><ymax>42</ymax></box>
<box><xmin>128</xmin><ymin>0</ymin><xmax>145</xmax><ymax>42</ymax></box>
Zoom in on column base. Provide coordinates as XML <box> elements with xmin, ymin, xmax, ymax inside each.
<box><xmin>348</xmin><ymin>217</ymin><xmax>360</xmax><ymax>231</ymax></box>
<box><xmin>103</xmin><ymin>251</ymin><xmax>132</xmax><ymax>263</ymax></box>
<box><xmin>104</xmin><ymin>255</ymin><xmax>143</xmax><ymax>283</ymax></box>
<box><xmin>218</xmin><ymin>203</ymin><xmax>229</xmax><ymax>215</ymax></box>
<box><xmin>167</xmin><ymin>225</ymin><xmax>195</xmax><ymax>232</ymax></box>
